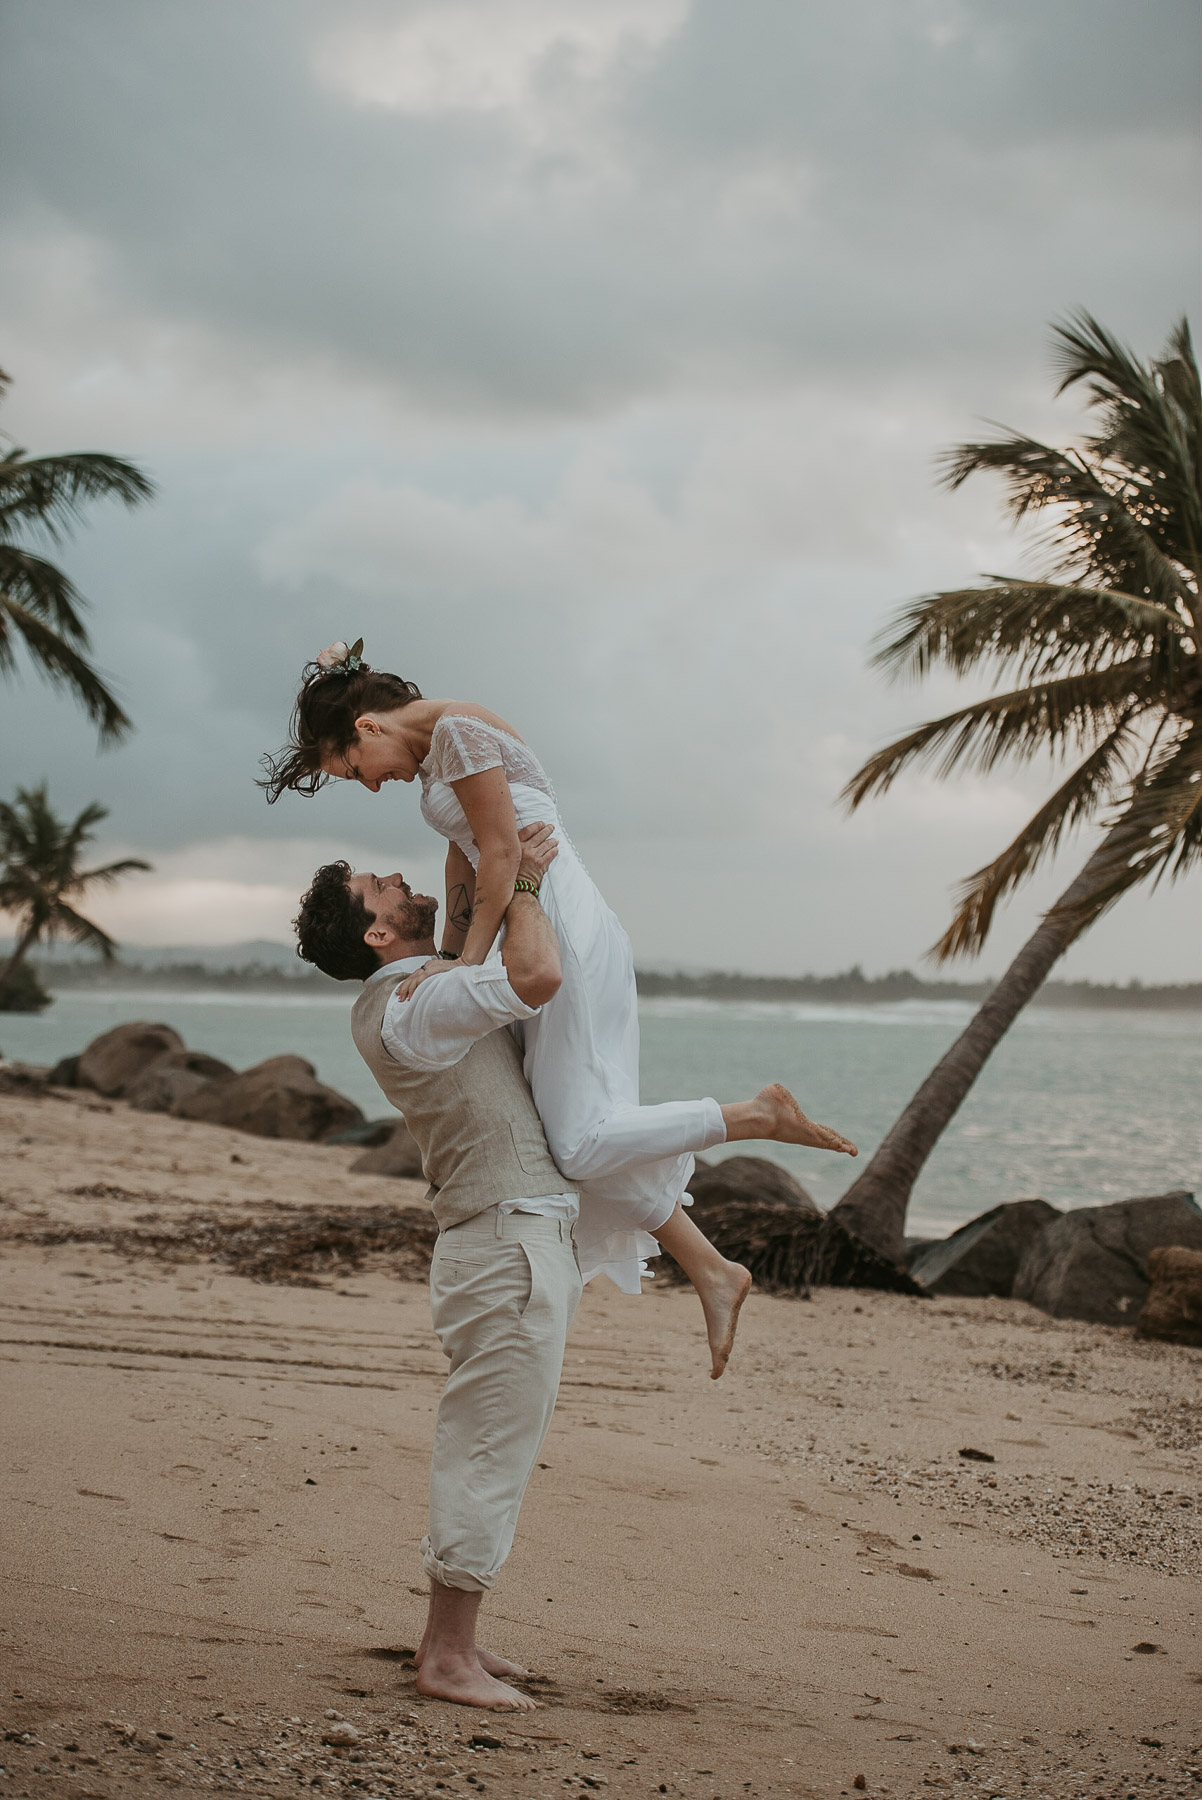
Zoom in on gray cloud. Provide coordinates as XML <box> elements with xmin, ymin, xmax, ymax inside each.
<box><xmin>0</xmin><ymin>0</ymin><xmax>1197</xmax><ymax>977</ymax></box>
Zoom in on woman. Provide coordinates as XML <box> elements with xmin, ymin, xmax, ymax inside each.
<box><xmin>265</xmin><ymin>642</ymin><xmax>857</xmax><ymax>1377</ymax></box>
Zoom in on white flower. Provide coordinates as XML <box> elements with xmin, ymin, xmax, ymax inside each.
<box><xmin>315</xmin><ymin>641</ymin><xmax>349</xmax><ymax>670</ymax></box>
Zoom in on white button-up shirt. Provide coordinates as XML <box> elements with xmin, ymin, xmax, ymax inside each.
<box><xmin>375</xmin><ymin>954</ymin><xmax>577</xmax><ymax>1222</ymax></box>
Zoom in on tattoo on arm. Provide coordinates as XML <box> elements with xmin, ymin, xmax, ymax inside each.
<box><xmin>448</xmin><ymin>883</ymin><xmax>473</xmax><ymax>934</ymax></box>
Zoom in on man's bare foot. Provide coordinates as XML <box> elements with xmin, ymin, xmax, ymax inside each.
<box><xmin>754</xmin><ymin>1083</ymin><xmax>858</xmax><ymax>1156</ymax></box>
<box><xmin>416</xmin><ymin>1656</ymin><xmax>541</xmax><ymax>1710</ymax></box>
<box><xmin>694</xmin><ymin>1258</ymin><xmax>753</xmax><ymax>1380</ymax></box>
<box><xmin>415</xmin><ymin>1642</ymin><xmax>527</xmax><ymax>1679</ymax></box>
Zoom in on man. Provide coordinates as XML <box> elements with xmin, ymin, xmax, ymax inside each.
<box><xmin>294</xmin><ymin>823</ymin><xmax>573</xmax><ymax>1711</ymax></box>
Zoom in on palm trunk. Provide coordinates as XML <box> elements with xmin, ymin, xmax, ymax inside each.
<box><xmin>0</xmin><ymin>920</ymin><xmax>41</xmax><ymax>999</ymax></box>
<box><xmin>829</xmin><ymin>831</ymin><xmax>1119</xmax><ymax>1264</ymax></box>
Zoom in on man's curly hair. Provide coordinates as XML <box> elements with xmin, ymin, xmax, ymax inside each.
<box><xmin>294</xmin><ymin>861</ymin><xmax>378</xmax><ymax>982</ymax></box>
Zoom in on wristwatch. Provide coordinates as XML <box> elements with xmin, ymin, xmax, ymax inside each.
<box><xmin>436</xmin><ymin>950</ymin><xmax>460</xmax><ymax>961</ymax></box>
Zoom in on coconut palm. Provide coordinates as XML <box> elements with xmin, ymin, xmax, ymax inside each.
<box><xmin>830</xmin><ymin>312</ymin><xmax>1201</xmax><ymax>1264</ymax></box>
<box><xmin>0</xmin><ymin>368</ymin><xmax>154</xmax><ymax>741</ymax></box>
<box><xmin>0</xmin><ymin>785</ymin><xmax>150</xmax><ymax>999</ymax></box>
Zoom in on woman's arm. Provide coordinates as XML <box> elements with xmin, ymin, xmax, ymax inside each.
<box><xmin>450</xmin><ymin>766</ymin><xmax>523</xmax><ymax>965</ymax></box>
<box><xmin>440</xmin><ymin>842</ymin><xmax>476</xmax><ymax>957</ymax></box>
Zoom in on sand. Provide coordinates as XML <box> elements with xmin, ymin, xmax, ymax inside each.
<box><xmin>0</xmin><ymin>1084</ymin><xmax>1198</xmax><ymax>1800</ymax></box>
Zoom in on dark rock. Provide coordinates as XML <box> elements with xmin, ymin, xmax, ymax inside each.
<box><xmin>0</xmin><ymin>964</ymin><xmax>51</xmax><ymax>1012</ymax></box>
<box><xmin>77</xmin><ymin>1022</ymin><xmax>185</xmax><ymax>1097</ymax></box>
<box><xmin>0</xmin><ymin>1059</ymin><xmax>51</xmax><ymax>1092</ymax></box>
<box><xmin>904</xmin><ymin>1236</ymin><xmax>938</xmax><ymax>1268</ymax></box>
<box><xmin>1135</xmin><ymin>1244</ymin><xmax>1202</xmax><ymax>1346</ymax></box>
<box><xmin>124</xmin><ymin>1049</ymin><xmax>235</xmax><ymax>1114</ymax></box>
<box><xmin>351</xmin><ymin>1121</ymin><xmax>425</xmax><ymax>1179</ymax></box>
<box><xmin>1012</xmin><ymin>1190</ymin><xmax>1202</xmax><ymax>1325</ymax></box>
<box><xmin>49</xmin><ymin>1053</ymin><xmax>80</xmax><ymax>1088</ymax></box>
<box><xmin>173</xmin><ymin>1053</ymin><xmax>363</xmax><ymax>1142</ymax></box>
<box><xmin>666</xmin><ymin>1156</ymin><xmax>919</xmax><ymax>1296</ymax></box>
<box><xmin>326</xmin><ymin>1117</ymin><xmax>398</xmax><ymax>1149</ymax></box>
<box><xmin>910</xmin><ymin>1199</ymin><xmax>1061</xmax><ymax>1297</ymax></box>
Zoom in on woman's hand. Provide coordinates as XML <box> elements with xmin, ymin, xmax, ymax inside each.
<box><xmin>393</xmin><ymin>958</ymin><xmax>453</xmax><ymax>1002</ymax></box>
<box><xmin>516</xmin><ymin>820</ymin><xmax>558</xmax><ymax>890</ymax></box>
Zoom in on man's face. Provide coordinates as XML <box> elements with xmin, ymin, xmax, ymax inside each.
<box><xmin>350</xmin><ymin>871</ymin><xmax>438</xmax><ymax>951</ymax></box>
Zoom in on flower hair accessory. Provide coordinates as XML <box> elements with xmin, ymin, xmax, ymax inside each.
<box><xmin>315</xmin><ymin>637</ymin><xmax>364</xmax><ymax>676</ymax></box>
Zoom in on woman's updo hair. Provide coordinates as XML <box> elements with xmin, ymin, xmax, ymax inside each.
<box><xmin>261</xmin><ymin>658</ymin><xmax>422</xmax><ymax>801</ymax></box>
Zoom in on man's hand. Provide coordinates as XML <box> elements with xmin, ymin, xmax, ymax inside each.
<box><xmin>393</xmin><ymin>958</ymin><xmax>452</xmax><ymax>1002</ymax></box>
<box><xmin>516</xmin><ymin>820</ymin><xmax>558</xmax><ymax>890</ymax></box>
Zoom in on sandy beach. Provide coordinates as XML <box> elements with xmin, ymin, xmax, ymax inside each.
<box><xmin>1</xmin><ymin>1084</ymin><xmax>1198</xmax><ymax>1800</ymax></box>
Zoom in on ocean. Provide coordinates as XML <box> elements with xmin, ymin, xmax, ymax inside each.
<box><xmin>2</xmin><ymin>988</ymin><xmax>1198</xmax><ymax>1239</ymax></box>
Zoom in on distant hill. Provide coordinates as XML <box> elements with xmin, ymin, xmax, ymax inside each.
<box><xmin>17</xmin><ymin>945</ymin><xmax>1201</xmax><ymax>1009</ymax></box>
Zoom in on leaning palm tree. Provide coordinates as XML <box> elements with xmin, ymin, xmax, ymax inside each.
<box><xmin>830</xmin><ymin>312</ymin><xmax>1201</xmax><ymax>1264</ymax></box>
<box><xmin>0</xmin><ymin>368</ymin><xmax>154</xmax><ymax>741</ymax></box>
<box><xmin>0</xmin><ymin>785</ymin><xmax>150</xmax><ymax>999</ymax></box>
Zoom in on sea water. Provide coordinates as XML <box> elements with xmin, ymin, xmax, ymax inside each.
<box><xmin>2</xmin><ymin>989</ymin><xmax>1198</xmax><ymax>1239</ymax></box>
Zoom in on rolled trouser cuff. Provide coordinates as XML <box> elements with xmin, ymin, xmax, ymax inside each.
<box><xmin>420</xmin><ymin>1534</ymin><xmax>493</xmax><ymax>1593</ymax></box>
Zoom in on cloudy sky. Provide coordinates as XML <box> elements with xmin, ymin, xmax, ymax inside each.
<box><xmin>1</xmin><ymin>0</ymin><xmax>1198</xmax><ymax>978</ymax></box>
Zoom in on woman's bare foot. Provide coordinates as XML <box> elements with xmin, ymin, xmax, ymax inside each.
<box><xmin>415</xmin><ymin>1642</ymin><xmax>527</xmax><ymax>1679</ymax></box>
<box><xmin>750</xmin><ymin>1083</ymin><xmax>858</xmax><ymax>1155</ymax></box>
<box><xmin>694</xmin><ymin>1258</ymin><xmax>753</xmax><ymax>1380</ymax></box>
<box><xmin>416</xmin><ymin>1655</ymin><xmax>541</xmax><ymax>1710</ymax></box>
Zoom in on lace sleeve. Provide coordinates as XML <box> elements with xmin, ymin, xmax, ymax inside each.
<box><xmin>427</xmin><ymin>715</ymin><xmax>506</xmax><ymax>784</ymax></box>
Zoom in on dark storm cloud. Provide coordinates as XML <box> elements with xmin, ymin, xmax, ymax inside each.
<box><xmin>0</xmin><ymin>0</ymin><xmax>1197</xmax><ymax>973</ymax></box>
<box><xmin>2</xmin><ymin>0</ymin><xmax>1196</xmax><ymax>411</ymax></box>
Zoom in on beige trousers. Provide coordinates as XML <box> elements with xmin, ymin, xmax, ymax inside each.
<box><xmin>422</xmin><ymin>1209</ymin><xmax>582</xmax><ymax>1592</ymax></box>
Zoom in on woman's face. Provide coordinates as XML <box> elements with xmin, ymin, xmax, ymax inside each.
<box><xmin>324</xmin><ymin>715</ymin><xmax>416</xmax><ymax>792</ymax></box>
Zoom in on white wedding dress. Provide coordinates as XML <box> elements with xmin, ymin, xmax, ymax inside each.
<box><xmin>419</xmin><ymin>715</ymin><xmax>725</xmax><ymax>1292</ymax></box>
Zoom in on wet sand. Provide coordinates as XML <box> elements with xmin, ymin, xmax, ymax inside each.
<box><xmin>1</xmin><ymin>1085</ymin><xmax>1198</xmax><ymax>1799</ymax></box>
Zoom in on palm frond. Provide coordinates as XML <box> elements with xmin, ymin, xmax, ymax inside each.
<box><xmin>872</xmin><ymin>579</ymin><xmax>1185</xmax><ymax>688</ymax></box>
<box><xmin>928</xmin><ymin>715</ymin><xmax>1142</xmax><ymax>961</ymax></box>
<box><xmin>0</xmin><ymin>451</ymin><xmax>155</xmax><ymax>543</ymax></box>
<box><xmin>0</xmin><ymin>600</ymin><xmax>131</xmax><ymax>741</ymax></box>
<box><xmin>1051</xmin><ymin>721</ymin><xmax>1202</xmax><ymax>927</ymax></box>
<box><xmin>0</xmin><ymin>544</ymin><xmax>90</xmax><ymax>640</ymax></box>
<box><xmin>47</xmin><ymin>901</ymin><xmax>118</xmax><ymax>960</ymax></box>
<box><xmin>842</xmin><ymin>663</ymin><xmax>1151</xmax><ymax>811</ymax></box>
<box><xmin>71</xmin><ymin>856</ymin><xmax>152</xmax><ymax>890</ymax></box>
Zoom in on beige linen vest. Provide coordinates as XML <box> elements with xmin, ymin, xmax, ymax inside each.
<box><xmin>350</xmin><ymin>971</ymin><xmax>574</xmax><ymax>1231</ymax></box>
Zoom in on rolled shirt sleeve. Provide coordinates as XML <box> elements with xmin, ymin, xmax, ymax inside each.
<box><xmin>381</xmin><ymin>961</ymin><xmax>540</xmax><ymax>1070</ymax></box>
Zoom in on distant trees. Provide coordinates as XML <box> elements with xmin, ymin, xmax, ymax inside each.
<box><xmin>0</xmin><ymin>367</ymin><xmax>153</xmax><ymax>740</ymax></box>
<box><xmin>832</xmin><ymin>313</ymin><xmax>1201</xmax><ymax>1263</ymax></box>
<box><xmin>0</xmin><ymin>785</ymin><xmax>150</xmax><ymax>1005</ymax></box>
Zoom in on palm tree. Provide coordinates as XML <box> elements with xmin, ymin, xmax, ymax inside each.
<box><xmin>830</xmin><ymin>312</ymin><xmax>1201</xmax><ymax>1264</ymax></box>
<box><xmin>0</xmin><ymin>368</ymin><xmax>154</xmax><ymax>741</ymax></box>
<box><xmin>0</xmin><ymin>785</ymin><xmax>150</xmax><ymax>1000</ymax></box>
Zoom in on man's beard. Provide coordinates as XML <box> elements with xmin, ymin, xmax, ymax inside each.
<box><xmin>395</xmin><ymin>894</ymin><xmax>439</xmax><ymax>940</ymax></box>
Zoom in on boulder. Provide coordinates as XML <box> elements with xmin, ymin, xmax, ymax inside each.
<box><xmin>124</xmin><ymin>1049</ymin><xmax>235</xmax><ymax>1114</ymax></box>
<box><xmin>1135</xmin><ymin>1245</ymin><xmax>1202</xmax><ymax>1346</ymax></box>
<box><xmin>910</xmin><ymin>1199</ymin><xmax>1061</xmax><ymax>1297</ymax></box>
<box><xmin>0</xmin><ymin>1059</ymin><xmax>51</xmax><ymax>1093</ymax></box>
<box><xmin>351</xmin><ymin>1120</ymin><xmax>425</xmax><ymax>1179</ymax></box>
<box><xmin>325</xmin><ymin>1117</ymin><xmax>398</xmax><ymax>1149</ymax></box>
<box><xmin>77</xmin><ymin>1022</ymin><xmax>185</xmax><ymax>1097</ymax></box>
<box><xmin>48</xmin><ymin>1053</ymin><xmax>80</xmax><ymax>1088</ymax></box>
<box><xmin>1013</xmin><ymin>1190</ymin><xmax>1202</xmax><ymax>1325</ymax></box>
<box><xmin>173</xmin><ymin>1053</ymin><xmax>364</xmax><ymax>1142</ymax></box>
<box><xmin>687</xmin><ymin>1154</ymin><xmax>823</xmax><ymax>1222</ymax></box>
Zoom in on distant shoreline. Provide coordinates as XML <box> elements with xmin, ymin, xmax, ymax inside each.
<box><xmin>28</xmin><ymin>956</ymin><xmax>1202</xmax><ymax>1009</ymax></box>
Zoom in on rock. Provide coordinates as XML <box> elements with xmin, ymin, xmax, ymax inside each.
<box><xmin>0</xmin><ymin>1058</ymin><xmax>51</xmax><ymax>1093</ymax></box>
<box><xmin>49</xmin><ymin>1053</ymin><xmax>80</xmax><ymax>1087</ymax></box>
<box><xmin>77</xmin><ymin>1022</ymin><xmax>185</xmax><ymax>1097</ymax></box>
<box><xmin>173</xmin><ymin>1053</ymin><xmax>363</xmax><ymax>1141</ymax></box>
<box><xmin>904</xmin><ymin>1236</ymin><xmax>938</xmax><ymax>1268</ymax></box>
<box><xmin>910</xmin><ymin>1199</ymin><xmax>1061</xmax><ymax>1297</ymax></box>
<box><xmin>665</xmin><ymin>1155</ymin><xmax>920</xmax><ymax>1297</ymax></box>
<box><xmin>350</xmin><ymin>1120</ymin><xmax>425</xmax><ymax>1178</ymax></box>
<box><xmin>325</xmin><ymin>1117</ymin><xmax>398</xmax><ymax>1148</ymax></box>
<box><xmin>321</xmin><ymin>1722</ymin><xmax>360</xmax><ymax>1747</ymax></box>
<box><xmin>688</xmin><ymin>1154</ymin><xmax>822</xmax><ymax>1219</ymax></box>
<box><xmin>124</xmin><ymin>1049</ymin><xmax>235</xmax><ymax>1114</ymax></box>
<box><xmin>1135</xmin><ymin>1244</ymin><xmax>1202</xmax><ymax>1346</ymax></box>
<box><xmin>1012</xmin><ymin>1190</ymin><xmax>1202</xmax><ymax>1325</ymax></box>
